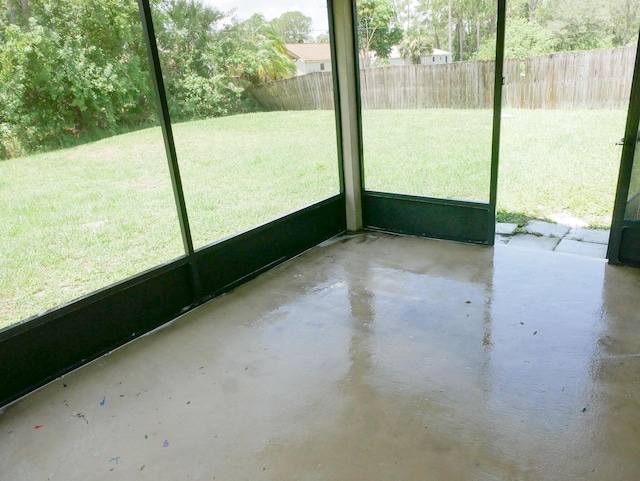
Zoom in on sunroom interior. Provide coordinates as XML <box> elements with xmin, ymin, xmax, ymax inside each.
<box><xmin>2</xmin><ymin>0</ymin><xmax>640</xmax><ymax>479</ymax></box>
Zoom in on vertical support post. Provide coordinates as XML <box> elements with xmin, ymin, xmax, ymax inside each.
<box><xmin>331</xmin><ymin>0</ymin><xmax>363</xmax><ymax>231</ymax></box>
<box><xmin>488</xmin><ymin>0</ymin><xmax>506</xmax><ymax>245</ymax></box>
<box><xmin>137</xmin><ymin>0</ymin><xmax>201</xmax><ymax>299</ymax></box>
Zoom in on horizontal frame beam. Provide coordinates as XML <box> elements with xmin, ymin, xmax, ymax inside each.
<box><xmin>196</xmin><ymin>195</ymin><xmax>347</xmax><ymax>299</ymax></box>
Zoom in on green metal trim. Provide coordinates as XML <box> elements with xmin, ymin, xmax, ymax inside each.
<box><xmin>0</xmin><ymin>256</ymin><xmax>192</xmax><ymax>341</ymax></box>
<box><xmin>363</xmin><ymin>191</ymin><xmax>491</xmax><ymax>244</ymax></box>
<box><xmin>137</xmin><ymin>0</ymin><xmax>201</xmax><ymax>298</ymax></box>
<box><xmin>608</xmin><ymin>29</ymin><xmax>640</xmax><ymax>265</ymax></box>
<box><xmin>196</xmin><ymin>195</ymin><xmax>346</xmax><ymax>299</ymax></box>
<box><xmin>0</xmin><ymin>263</ymin><xmax>195</xmax><ymax>407</ymax></box>
<box><xmin>488</xmin><ymin>0</ymin><xmax>507</xmax><ymax>246</ymax></box>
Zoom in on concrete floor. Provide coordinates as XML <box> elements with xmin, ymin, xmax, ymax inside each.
<box><xmin>2</xmin><ymin>233</ymin><xmax>640</xmax><ymax>480</ymax></box>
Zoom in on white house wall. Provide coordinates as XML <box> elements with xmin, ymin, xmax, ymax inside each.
<box><xmin>294</xmin><ymin>60</ymin><xmax>332</xmax><ymax>76</ymax></box>
<box><xmin>420</xmin><ymin>54</ymin><xmax>450</xmax><ymax>65</ymax></box>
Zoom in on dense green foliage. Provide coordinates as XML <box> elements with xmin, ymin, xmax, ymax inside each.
<box><xmin>152</xmin><ymin>0</ymin><xmax>242</xmax><ymax>121</ymax></box>
<box><xmin>400</xmin><ymin>0</ymin><xmax>640</xmax><ymax>61</ymax></box>
<box><xmin>1</xmin><ymin>0</ymin><xmax>638</xmax><ymax>158</ymax></box>
<box><xmin>0</xmin><ymin>0</ymin><xmax>295</xmax><ymax>158</ymax></box>
<box><xmin>0</xmin><ymin>0</ymin><xmax>151</xmax><ymax>157</ymax></box>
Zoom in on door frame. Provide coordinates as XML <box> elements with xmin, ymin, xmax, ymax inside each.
<box><xmin>608</xmin><ymin>32</ymin><xmax>640</xmax><ymax>266</ymax></box>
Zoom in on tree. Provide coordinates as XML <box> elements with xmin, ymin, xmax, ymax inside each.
<box><xmin>357</xmin><ymin>0</ymin><xmax>403</xmax><ymax>67</ymax></box>
<box><xmin>315</xmin><ymin>32</ymin><xmax>330</xmax><ymax>43</ymax></box>
<box><xmin>214</xmin><ymin>14</ymin><xmax>296</xmax><ymax>85</ymax></box>
<box><xmin>19</xmin><ymin>0</ymin><xmax>28</xmax><ymax>20</ymax></box>
<box><xmin>508</xmin><ymin>0</ymin><xmax>542</xmax><ymax>21</ymax></box>
<box><xmin>415</xmin><ymin>0</ymin><xmax>493</xmax><ymax>61</ymax></box>
<box><xmin>0</xmin><ymin>0</ymin><xmax>299</xmax><ymax>157</ymax></box>
<box><xmin>399</xmin><ymin>27</ymin><xmax>432</xmax><ymax>63</ymax></box>
<box><xmin>0</xmin><ymin>0</ymin><xmax>153</xmax><ymax>155</ymax></box>
<box><xmin>152</xmin><ymin>0</ymin><xmax>243</xmax><ymax>120</ymax></box>
<box><xmin>153</xmin><ymin>0</ymin><xmax>223</xmax><ymax>70</ymax></box>
<box><xmin>4</xmin><ymin>0</ymin><xmax>30</xmax><ymax>26</ymax></box>
<box><xmin>5</xmin><ymin>0</ymin><xmax>16</xmax><ymax>24</ymax></box>
<box><xmin>611</xmin><ymin>0</ymin><xmax>640</xmax><ymax>46</ymax></box>
<box><xmin>270</xmin><ymin>11</ymin><xmax>313</xmax><ymax>43</ymax></box>
<box><xmin>471</xmin><ymin>0</ymin><xmax>495</xmax><ymax>54</ymax></box>
<box><xmin>537</xmin><ymin>0</ymin><xmax>612</xmax><ymax>52</ymax></box>
<box><xmin>445</xmin><ymin>0</ymin><xmax>496</xmax><ymax>61</ymax></box>
<box><xmin>609</xmin><ymin>0</ymin><xmax>640</xmax><ymax>46</ymax></box>
<box><xmin>477</xmin><ymin>17</ymin><xmax>556</xmax><ymax>59</ymax></box>
<box><xmin>414</xmin><ymin>0</ymin><xmax>450</xmax><ymax>51</ymax></box>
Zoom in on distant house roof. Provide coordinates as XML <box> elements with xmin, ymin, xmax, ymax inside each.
<box><xmin>285</xmin><ymin>43</ymin><xmax>332</xmax><ymax>62</ymax></box>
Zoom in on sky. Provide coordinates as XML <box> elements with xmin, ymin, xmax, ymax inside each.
<box><xmin>203</xmin><ymin>1</ymin><xmax>330</xmax><ymax>35</ymax></box>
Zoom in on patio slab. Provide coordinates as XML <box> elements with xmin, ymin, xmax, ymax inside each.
<box><xmin>506</xmin><ymin>233</ymin><xmax>560</xmax><ymax>251</ymax></box>
<box><xmin>521</xmin><ymin>220</ymin><xmax>570</xmax><ymax>238</ymax></box>
<box><xmin>566</xmin><ymin>228</ymin><xmax>610</xmax><ymax>245</ymax></box>
<box><xmin>555</xmin><ymin>239</ymin><xmax>608</xmax><ymax>259</ymax></box>
<box><xmin>495</xmin><ymin>222</ymin><xmax>518</xmax><ymax>235</ymax></box>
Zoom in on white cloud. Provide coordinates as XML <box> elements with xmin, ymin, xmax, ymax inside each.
<box><xmin>203</xmin><ymin>0</ymin><xmax>330</xmax><ymax>34</ymax></box>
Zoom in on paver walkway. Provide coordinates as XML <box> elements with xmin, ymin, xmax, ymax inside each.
<box><xmin>496</xmin><ymin>221</ymin><xmax>609</xmax><ymax>259</ymax></box>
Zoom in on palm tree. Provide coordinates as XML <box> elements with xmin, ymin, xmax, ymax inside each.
<box><xmin>230</xmin><ymin>14</ymin><xmax>296</xmax><ymax>84</ymax></box>
<box><xmin>399</xmin><ymin>29</ymin><xmax>433</xmax><ymax>64</ymax></box>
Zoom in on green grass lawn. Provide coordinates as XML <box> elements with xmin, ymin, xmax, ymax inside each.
<box><xmin>0</xmin><ymin>109</ymin><xmax>627</xmax><ymax>328</ymax></box>
<box><xmin>362</xmin><ymin>109</ymin><xmax>626</xmax><ymax>225</ymax></box>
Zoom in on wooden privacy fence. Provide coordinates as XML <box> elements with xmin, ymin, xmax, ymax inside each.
<box><xmin>249</xmin><ymin>72</ymin><xmax>336</xmax><ymax>110</ymax></box>
<box><xmin>503</xmin><ymin>46</ymin><xmax>636</xmax><ymax>109</ymax></box>
<box><xmin>248</xmin><ymin>45</ymin><xmax>637</xmax><ymax>110</ymax></box>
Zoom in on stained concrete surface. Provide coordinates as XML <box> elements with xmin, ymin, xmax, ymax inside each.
<box><xmin>1</xmin><ymin>233</ymin><xmax>640</xmax><ymax>480</ymax></box>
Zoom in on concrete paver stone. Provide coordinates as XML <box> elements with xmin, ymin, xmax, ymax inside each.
<box><xmin>566</xmin><ymin>228</ymin><xmax>610</xmax><ymax>245</ymax></box>
<box><xmin>555</xmin><ymin>239</ymin><xmax>608</xmax><ymax>259</ymax></box>
<box><xmin>495</xmin><ymin>223</ymin><xmax>519</xmax><ymax>235</ymax></box>
<box><xmin>521</xmin><ymin>220</ymin><xmax>570</xmax><ymax>238</ymax></box>
<box><xmin>496</xmin><ymin>221</ymin><xmax>610</xmax><ymax>259</ymax></box>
